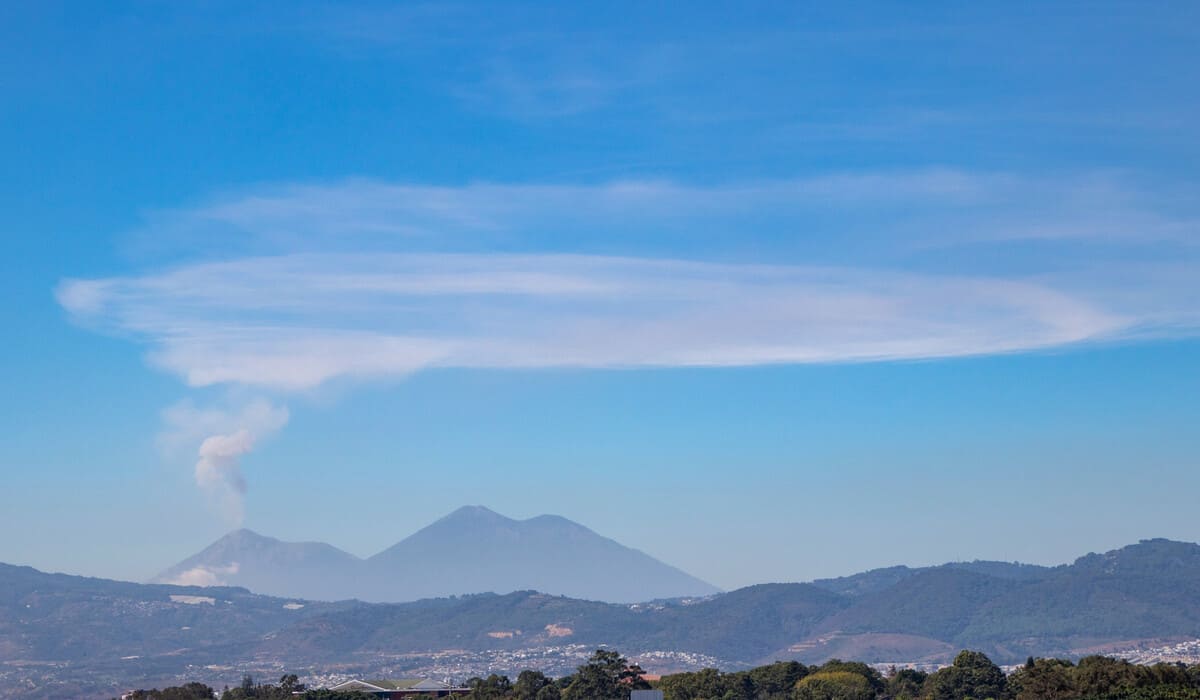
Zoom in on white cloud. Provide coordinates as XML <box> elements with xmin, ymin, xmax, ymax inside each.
<box><xmin>60</xmin><ymin>174</ymin><xmax>1200</xmax><ymax>392</ymax></box>
<box><xmin>56</xmin><ymin>174</ymin><xmax>1200</xmax><ymax>392</ymax></box>
<box><xmin>58</xmin><ymin>251</ymin><xmax>1154</xmax><ymax>392</ymax></box>
<box><xmin>163</xmin><ymin>563</ymin><xmax>240</xmax><ymax>587</ymax></box>
<box><xmin>119</xmin><ymin>172</ymin><xmax>1199</xmax><ymax>266</ymax></box>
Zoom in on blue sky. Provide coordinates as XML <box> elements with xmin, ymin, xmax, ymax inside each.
<box><xmin>1</xmin><ymin>2</ymin><xmax>1198</xmax><ymax>590</ymax></box>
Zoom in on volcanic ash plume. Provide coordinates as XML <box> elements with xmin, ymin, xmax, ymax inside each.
<box><xmin>194</xmin><ymin>429</ymin><xmax>257</xmax><ymax>526</ymax></box>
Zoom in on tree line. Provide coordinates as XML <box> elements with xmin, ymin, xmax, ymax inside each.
<box><xmin>117</xmin><ymin>648</ymin><xmax>1200</xmax><ymax>700</ymax></box>
<box><xmin>115</xmin><ymin>649</ymin><xmax>648</xmax><ymax>700</ymax></box>
<box><xmin>658</xmin><ymin>651</ymin><xmax>1200</xmax><ymax>700</ymax></box>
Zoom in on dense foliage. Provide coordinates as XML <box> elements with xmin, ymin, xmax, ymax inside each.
<box><xmin>1008</xmin><ymin>655</ymin><xmax>1200</xmax><ymax>700</ymax></box>
<box><xmin>121</xmin><ymin>683</ymin><xmax>220</xmax><ymax>700</ymax></box>
<box><xmin>128</xmin><ymin>649</ymin><xmax>1200</xmax><ymax>700</ymax></box>
<box><xmin>459</xmin><ymin>649</ymin><xmax>651</xmax><ymax>700</ymax></box>
<box><xmin>115</xmin><ymin>675</ymin><xmax>372</xmax><ymax>700</ymax></box>
<box><xmin>658</xmin><ymin>650</ymin><xmax>1200</xmax><ymax>700</ymax></box>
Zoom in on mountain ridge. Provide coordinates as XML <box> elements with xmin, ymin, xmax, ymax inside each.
<box><xmin>154</xmin><ymin>505</ymin><xmax>721</xmax><ymax>604</ymax></box>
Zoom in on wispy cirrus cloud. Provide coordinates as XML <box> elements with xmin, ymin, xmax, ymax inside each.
<box><xmin>57</xmin><ymin>171</ymin><xmax>1200</xmax><ymax>392</ymax></box>
<box><xmin>60</xmin><ymin>251</ymin><xmax>1135</xmax><ymax>391</ymax></box>
<box><xmin>125</xmin><ymin>170</ymin><xmax>1199</xmax><ymax>264</ymax></box>
<box><xmin>56</xmin><ymin>174</ymin><xmax>1200</xmax><ymax>393</ymax></box>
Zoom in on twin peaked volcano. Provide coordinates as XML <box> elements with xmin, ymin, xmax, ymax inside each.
<box><xmin>153</xmin><ymin>505</ymin><xmax>720</xmax><ymax>603</ymax></box>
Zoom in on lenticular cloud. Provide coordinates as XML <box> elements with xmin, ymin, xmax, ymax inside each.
<box><xmin>56</xmin><ymin>252</ymin><xmax>1137</xmax><ymax>392</ymax></box>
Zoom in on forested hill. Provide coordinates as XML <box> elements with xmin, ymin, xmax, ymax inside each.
<box><xmin>0</xmin><ymin>562</ymin><xmax>353</xmax><ymax>663</ymax></box>
<box><xmin>252</xmin><ymin>539</ymin><xmax>1200</xmax><ymax>665</ymax></box>
<box><xmin>810</xmin><ymin>560</ymin><xmax>1054</xmax><ymax>597</ymax></box>
<box><xmin>6</xmin><ymin>539</ymin><xmax>1200</xmax><ymax>698</ymax></box>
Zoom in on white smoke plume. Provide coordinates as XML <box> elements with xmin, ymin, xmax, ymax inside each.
<box><xmin>161</xmin><ymin>398</ymin><xmax>289</xmax><ymax>525</ymax></box>
<box><xmin>195</xmin><ymin>429</ymin><xmax>254</xmax><ymax>524</ymax></box>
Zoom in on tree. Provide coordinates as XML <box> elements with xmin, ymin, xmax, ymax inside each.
<box><xmin>218</xmin><ymin>673</ymin><xmax>322</xmax><ymax>699</ymax></box>
<box><xmin>812</xmin><ymin>661</ymin><xmax>884</xmax><ymax>695</ymax></box>
<box><xmin>886</xmin><ymin>668</ymin><xmax>928</xmax><ymax>700</ymax></box>
<box><xmin>747</xmin><ymin>661</ymin><xmax>809</xmax><ymax>698</ymax></box>
<box><xmin>725</xmin><ymin>671</ymin><xmax>757</xmax><ymax>700</ymax></box>
<box><xmin>562</xmin><ymin>649</ymin><xmax>650</xmax><ymax>700</ymax></box>
<box><xmin>1072</xmin><ymin>655</ymin><xmax>1142</xmax><ymax>696</ymax></box>
<box><xmin>466</xmin><ymin>674</ymin><xmax>513</xmax><ymax>700</ymax></box>
<box><xmin>793</xmin><ymin>671</ymin><xmax>875</xmax><ymax>700</ymax></box>
<box><xmin>659</xmin><ymin>668</ymin><xmax>727</xmax><ymax>700</ymax></box>
<box><xmin>513</xmin><ymin>670</ymin><xmax>558</xmax><ymax>700</ymax></box>
<box><xmin>280</xmin><ymin>675</ymin><xmax>305</xmax><ymax>694</ymax></box>
<box><xmin>1007</xmin><ymin>658</ymin><xmax>1077</xmax><ymax>700</ymax></box>
<box><xmin>120</xmin><ymin>683</ymin><xmax>216</xmax><ymax>700</ymax></box>
<box><xmin>923</xmin><ymin>650</ymin><xmax>1006</xmax><ymax>700</ymax></box>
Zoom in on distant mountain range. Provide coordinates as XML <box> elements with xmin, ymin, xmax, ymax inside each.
<box><xmin>152</xmin><ymin>505</ymin><xmax>722</xmax><ymax>603</ymax></box>
<box><xmin>8</xmin><ymin>537</ymin><xmax>1200</xmax><ymax>698</ymax></box>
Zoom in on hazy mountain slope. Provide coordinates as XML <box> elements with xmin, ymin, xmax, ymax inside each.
<box><xmin>256</xmin><ymin>590</ymin><xmax>651</xmax><ymax>660</ymax></box>
<box><xmin>960</xmin><ymin>539</ymin><xmax>1200</xmax><ymax>648</ymax></box>
<box><xmin>811</xmin><ymin>560</ymin><xmax>1050</xmax><ymax>598</ymax></box>
<box><xmin>257</xmin><ymin>582</ymin><xmax>846</xmax><ymax>663</ymax></box>
<box><xmin>942</xmin><ymin>560</ymin><xmax>1053</xmax><ymax>581</ymax></box>
<box><xmin>816</xmin><ymin>568</ymin><xmax>1021</xmax><ymax>642</ymax></box>
<box><xmin>811</xmin><ymin>565</ymin><xmax>918</xmax><ymax>597</ymax></box>
<box><xmin>152</xmin><ymin>528</ymin><xmax>363</xmax><ymax>601</ymax></box>
<box><xmin>362</xmin><ymin>506</ymin><xmax>720</xmax><ymax>603</ymax></box>
<box><xmin>646</xmin><ymin>583</ymin><xmax>850</xmax><ymax>661</ymax></box>
<box><xmin>0</xmin><ymin>562</ymin><xmax>353</xmax><ymax>663</ymax></box>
